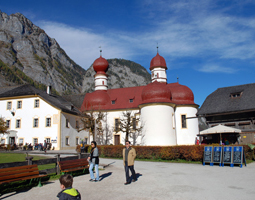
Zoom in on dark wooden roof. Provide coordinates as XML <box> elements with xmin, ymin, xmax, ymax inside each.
<box><xmin>197</xmin><ymin>83</ymin><xmax>255</xmax><ymax>116</ymax></box>
<box><xmin>0</xmin><ymin>84</ymin><xmax>80</xmax><ymax>115</ymax></box>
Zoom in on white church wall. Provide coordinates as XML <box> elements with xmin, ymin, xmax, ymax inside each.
<box><xmin>175</xmin><ymin>106</ymin><xmax>199</xmax><ymax>145</ymax></box>
<box><xmin>141</xmin><ymin>104</ymin><xmax>176</xmax><ymax>146</ymax></box>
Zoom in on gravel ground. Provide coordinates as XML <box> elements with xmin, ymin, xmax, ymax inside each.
<box><xmin>1</xmin><ymin>156</ymin><xmax>255</xmax><ymax>200</ymax></box>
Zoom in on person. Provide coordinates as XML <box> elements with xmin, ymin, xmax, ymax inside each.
<box><xmin>123</xmin><ymin>140</ymin><xmax>137</xmax><ymax>185</ymax></box>
<box><xmin>57</xmin><ymin>174</ymin><xmax>81</xmax><ymax>200</ymax></box>
<box><xmin>87</xmin><ymin>141</ymin><xmax>99</xmax><ymax>182</ymax></box>
<box><xmin>43</xmin><ymin>140</ymin><xmax>47</xmax><ymax>152</ymax></box>
<box><xmin>80</xmin><ymin>139</ymin><xmax>85</xmax><ymax>153</ymax></box>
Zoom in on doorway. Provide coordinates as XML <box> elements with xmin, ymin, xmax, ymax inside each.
<box><xmin>9</xmin><ymin>137</ymin><xmax>15</xmax><ymax>145</ymax></box>
<box><xmin>114</xmin><ymin>135</ymin><xmax>120</xmax><ymax>145</ymax></box>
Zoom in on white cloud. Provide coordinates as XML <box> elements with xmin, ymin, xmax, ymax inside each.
<box><xmin>197</xmin><ymin>64</ymin><xmax>237</xmax><ymax>73</ymax></box>
<box><xmin>37</xmin><ymin>0</ymin><xmax>255</xmax><ymax>72</ymax></box>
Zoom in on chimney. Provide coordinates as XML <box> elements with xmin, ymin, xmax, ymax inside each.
<box><xmin>47</xmin><ymin>85</ymin><xmax>51</xmax><ymax>95</ymax></box>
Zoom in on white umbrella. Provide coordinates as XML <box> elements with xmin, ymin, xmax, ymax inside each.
<box><xmin>200</xmin><ymin>124</ymin><xmax>241</xmax><ymax>135</ymax></box>
<box><xmin>199</xmin><ymin>124</ymin><xmax>241</xmax><ymax>144</ymax></box>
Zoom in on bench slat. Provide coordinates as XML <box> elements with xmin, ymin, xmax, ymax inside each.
<box><xmin>0</xmin><ymin>166</ymin><xmax>39</xmax><ymax>177</ymax></box>
<box><xmin>0</xmin><ymin>174</ymin><xmax>47</xmax><ymax>184</ymax></box>
<box><xmin>58</xmin><ymin>158</ymin><xmax>89</xmax><ymax>173</ymax></box>
<box><xmin>0</xmin><ymin>171</ymin><xmax>39</xmax><ymax>181</ymax></box>
<box><xmin>0</xmin><ymin>164</ymin><xmax>38</xmax><ymax>173</ymax></box>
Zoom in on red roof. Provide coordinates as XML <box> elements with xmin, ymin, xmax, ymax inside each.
<box><xmin>150</xmin><ymin>53</ymin><xmax>167</xmax><ymax>71</ymax></box>
<box><xmin>93</xmin><ymin>56</ymin><xmax>109</xmax><ymax>73</ymax></box>
<box><xmin>81</xmin><ymin>82</ymin><xmax>196</xmax><ymax>111</ymax></box>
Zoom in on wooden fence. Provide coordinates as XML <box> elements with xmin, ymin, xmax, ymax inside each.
<box><xmin>0</xmin><ymin>152</ymin><xmax>89</xmax><ymax>175</ymax></box>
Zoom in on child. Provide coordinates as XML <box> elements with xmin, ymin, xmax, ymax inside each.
<box><xmin>57</xmin><ymin>174</ymin><xmax>81</xmax><ymax>200</ymax></box>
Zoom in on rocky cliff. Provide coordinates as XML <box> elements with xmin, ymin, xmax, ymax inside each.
<box><xmin>0</xmin><ymin>10</ymin><xmax>151</xmax><ymax>95</ymax></box>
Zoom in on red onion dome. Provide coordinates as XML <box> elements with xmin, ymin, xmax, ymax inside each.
<box><xmin>150</xmin><ymin>53</ymin><xmax>167</xmax><ymax>71</ymax></box>
<box><xmin>81</xmin><ymin>90</ymin><xmax>110</xmax><ymax>111</ymax></box>
<box><xmin>93</xmin><ymin>56</ymin><xmax>109</xmax><ymax>73</ymax></box>
<box><xmin>141</xmin><ymin>81</ymin><xmax>172</xmax><ymax>104</ymax></box>
<box><xmin>167</xmin><ymin>82</ymin><xmax>194</xmax><ymax>104</ymax></box>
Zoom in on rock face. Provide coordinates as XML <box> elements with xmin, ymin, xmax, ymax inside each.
<box><xmin>0</xmin><ymin>10</ymin><xmax>86</xmax><ymax>94</ymax></box>
<box><xmin>0</xmin><ymin>10</ymin><xmax>151</xmax><ymax>95</ymax></box>
<box><xmin>82</xmin><ymin>58</ymin><xmax>151</xmax><ymax>93</ymax></box>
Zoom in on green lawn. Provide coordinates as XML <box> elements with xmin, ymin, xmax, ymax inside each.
<box><xmin>0</xmin><ymin>152</ymin><xmax>55</xmax><ymax>170</ymax></box>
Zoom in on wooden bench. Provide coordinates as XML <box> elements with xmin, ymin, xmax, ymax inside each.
<box><xmin>58</xmin><ymin>158</ymin><xmax>89</xmax><ymax>174</ymax></box>
<box><xmin>0</xmin><ymin>164</ymin><xmax>47</xmax><ymax>187</ymax></box>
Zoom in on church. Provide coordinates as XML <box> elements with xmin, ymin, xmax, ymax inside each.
<box><xmin>81</xmin><ymin>50</ymin><xmax>199</xmax><ymax>146</ymax></box>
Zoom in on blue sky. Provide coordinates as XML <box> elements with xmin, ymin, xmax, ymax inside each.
<box><xmin>1</xmin><ymin>0</ymin><xmax>255</xmax><ymax>107</ymax></box>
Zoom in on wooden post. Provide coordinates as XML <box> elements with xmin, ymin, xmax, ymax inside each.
<box><xmin>26</xmin><ymin>155</ymin><xmax>33</xmax><ymax>165</ymax></box>
<box><xmin>56</xmin><ymin>154</ymin><xmax>60</xmax><ymax>175</ymax></box>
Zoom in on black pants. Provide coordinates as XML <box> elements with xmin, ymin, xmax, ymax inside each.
<box><xmin>124</xmin><ymin>161</ymin><xmax>136</xmax><ymax>183</ymax></box>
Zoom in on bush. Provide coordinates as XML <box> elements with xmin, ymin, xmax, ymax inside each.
<box><xmin>96</xmin><ymin>145</ymin><xmax>253</xmax><ymax>162</ymax></box>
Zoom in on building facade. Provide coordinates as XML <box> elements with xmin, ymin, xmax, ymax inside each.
<box><xmin>0</xmin><ymin>85</ymin><xmax>89</xmax><ymax>150</ymax></box>
<box><xmin>197</xmin><ymin>83</ymin><xmax>255</xmax><ymax>144</ymax></box>
<box><xmin>80</xmin><ymin>51</ymin><xmax>199</xmax><ymax>146</ymax></box>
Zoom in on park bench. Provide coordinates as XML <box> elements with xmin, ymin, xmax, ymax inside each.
<box><xmin>0</xmin><ymin>164</ymin><xmax>47</xmax><ymax>187</ymax></box>
<box><xmin>58</xmin><ymin>158</ymin><xmax>89</xmax><ymax>175</ymax></box>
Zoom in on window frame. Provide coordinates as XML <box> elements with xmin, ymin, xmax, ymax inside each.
<box><xmin>33</xmin><ymin>118</ymin><xmax>39</xmax><ymax>128</ymax></box>
<box><xmin>7</xmin><ymin>101</ymin><xmax>12</xmax><ymax>110</ymax></box>
<box><xmin>16</xmin><ymin>119</ymin><xmax>21</xmax><ymax>128</ymax></box>
<box><xmin>17</xmin><ymin>100</ymin><xmax>22</xmax><ymax>109</ymax></box>
<box><xmin>181</xmin><ymin>114</ymin><xmax>187</xmax><ymax>129</ymax></box>
<box><xmin>34</xmin><ymin>99</ymin><xmax>40</xmax><ymax>108</ymax></box>
<box><xmin>46</xmin><ymin>117</ymin><xmax>51</xmax><ymax>127</ymax></box>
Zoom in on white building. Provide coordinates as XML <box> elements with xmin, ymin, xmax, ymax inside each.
<box><xmin>0</xmin><ymin>85</ymin><xmax>88</xmax><ymax>150</ymax></box>
<box><xmin>80</xmin><ymin>51</ymin><xmax>199</xmax><ymax>146</ymax></box>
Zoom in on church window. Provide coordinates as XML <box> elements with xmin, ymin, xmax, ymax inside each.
<box><xmin>66</xmin><ymin>119</ymin><xmax>69</xmax><ymax>128</ymax></box>
<box><xmin>115</xmin><ymin>118</ymin><xmax>120</xmax><ymax>132</ymax></box>
<box><xmin>65</xmin><ymin>137</ymin><xmax>69</xmax><ymax>145</ymax></box>
<box><xmin>181</xmin><ymin>115</ymin><xmax>187</xmax><ymax>128</ymax></box>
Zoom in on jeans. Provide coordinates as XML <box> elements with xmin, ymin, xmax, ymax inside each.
<box><xmin>124</xmin><ymin>161</ymin><xmax>136</xmax><ymax>183</ymax></box>
<box><xmin>89</xmin><ymin>162</ymin><xmax>99</xmax><ymax>181</ymax></box>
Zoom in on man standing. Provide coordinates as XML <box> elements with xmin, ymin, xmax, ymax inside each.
<box><xmin>123</xmin><ymin>141</ymin><xmax>137</xmax><ymax>185</ymax></box>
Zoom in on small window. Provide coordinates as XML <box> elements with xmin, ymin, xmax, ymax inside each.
<box><xmin>76</xmin><ymin>138</ymin><xmax>79</xmax><ymax>145</ymax></box>
<box><xmin>19</xmin><ymin>138</ymin><xmax>24</xmax><ymax>145</ymax></box>
<box><xmin>7</xmin><ymin>101</ymin><xmax>12</xmax><ymax>110</ymax></box>
<box><xmin>33</xmin><ymin>118</ymin><xmax>39</xmax><ymax>127</ymax></box>
<box><xmin>33</xmin><ymin>138</ymin><xmax>38</xmax><ymax>145</ymax></box>
<box><xmin>112</xmin><ymin>100</ymin><xmax>115</xmax><ymax>104</ymax></box>
<box><xmin>16</xmin><ymin>119</ymin><xmax>21</xmax><ymax>128</ymax></box>
<box><xmin>45</xmin><ymin>138</ymin><xmax>50</xmax><ymax>143</ymax></box>
<box><xmin>34</xmin><ymin>99</ymin><xmax>40</xmax><ymax>108</ymax></box>
<box><xmin>132</xmin><ymin>118</ymin><xmax>136</xmax><ymax>130</ymax></box>
<box><xmin>181</xmin><ymin>115</ymin><xmax>187</xmax><ymax>128</ymax></box>
<box><xmin>65</xmin><ymin>137</ymin><xmax>69</xmax><ymax>145</ymax></box>
<box><xmin>17</xmin><ymin>101</ymin><xmax>22</xmax><ymax>109</ymax></box>
<box><xmin>76</xmin><ymin>120</ymin><xmax>79</xmax><ymax>129</ymax></box>
<box><xmin>129</xmin><ymin>99</ymin><xmax>134</xmax><ymax>103</ymax></box>
<box><xmin>115</xmin><ymin>118</ymin><xmax>120</xmax><ymax>132</ymax></box>
<box><xmin>6</xmin><ymin>120</ymin><xmax>10</xmax><ymax>128</ymax></box>
<box><xmin>66</xmin><ymin>119</ymin><xmax>69</xmax><ymax>128</ymax></box>
<box><xmin>46</xmin><ymin>118</ymin><xmax>51</xmax><ymax>127</ymax></box>
<box><xmin>230</xmin><ymin>92</ymin><xmax>242</xmax><ymax>98</ymax></box>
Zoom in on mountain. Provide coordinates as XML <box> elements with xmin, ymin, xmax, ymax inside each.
<box><xmin>0</xmin><ymin>10</ymin><xmax>86</xmax><ymax>94</ymax></box>
<box><xmin>82</xmin><ymin>58</ymin><xmax>151</xmax><ymax>93</ymax></box>
<box><xmin>0</xmin><ymin>10</ymin><xmax>151</xmax><ymax>95</ymax></box>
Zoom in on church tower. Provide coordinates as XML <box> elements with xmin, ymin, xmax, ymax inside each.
<box><xmin>150</xmin><ymin>47</ymin><xmax>167</xmax><ymax>83</ymax></box>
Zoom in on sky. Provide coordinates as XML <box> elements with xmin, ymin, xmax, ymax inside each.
<box><xmin>1</xmin><ymin>0</ymin><xmax>255</xmax><ymax>107</ymax></box>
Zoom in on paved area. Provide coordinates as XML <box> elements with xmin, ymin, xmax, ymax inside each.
<box><xmin>1</xmin><ymin>157</ymin><xmax>255</xmax><ymax>200</ymax></box>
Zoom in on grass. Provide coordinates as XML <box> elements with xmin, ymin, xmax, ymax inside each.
<box><xmin>0</xmin><ymin>152</ymin><xmax>55</xmax><ymax>170</ymax></box>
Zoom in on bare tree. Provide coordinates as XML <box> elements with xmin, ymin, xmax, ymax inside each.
<box><xmin>0</xmin><ymin>117</ymin><xmax>8</xmax><ymax>135</ymax></box>
<box><xmin>78</xmin><ymin>106</ymin><xmax>105</xmax><ymax>142</ymax></box>
<box><xmin>129</xmin><ymin>121</ymin><xmax>144</xmax><ymax>145</ymax></box>
<box><xmin>118</xmin><ymin>110</ymin><xmax>142</xmax><ymax>143</ymax></box>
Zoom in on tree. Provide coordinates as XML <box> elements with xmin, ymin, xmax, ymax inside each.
<box><xmin>118</xmin><ymin>110</ymin><xmax>143</xmax><ymax>144</ymax></box>
<box><xmin>0</xmin><ymin>117</ymin><xmax>8</xmax><ymax>134</ymax></box>
<box><xmin>78</xmin><ymin>107</ymin><xmax>105</xmax><ymax>142</ymax></box>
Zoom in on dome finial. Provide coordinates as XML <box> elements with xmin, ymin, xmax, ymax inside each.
<box><xmin>99</xmin><ymin>46</ymin><xmax>102</xmax><ymax>56</ymax></box>
<box><xmin>177</xmin><ymin>76</ymin><xmax>179</xmax><ymax>83</ymax></box>
<box><xmin>157</xmin><ymin>43</ymin><xmax>159</xmax><ymax>53</ymax></box>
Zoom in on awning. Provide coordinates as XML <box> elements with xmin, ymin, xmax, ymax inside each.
<box><xmin>199</xmin><ymin>124</ymin><xmax>241</xmax><ymax>135</ymax></box>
